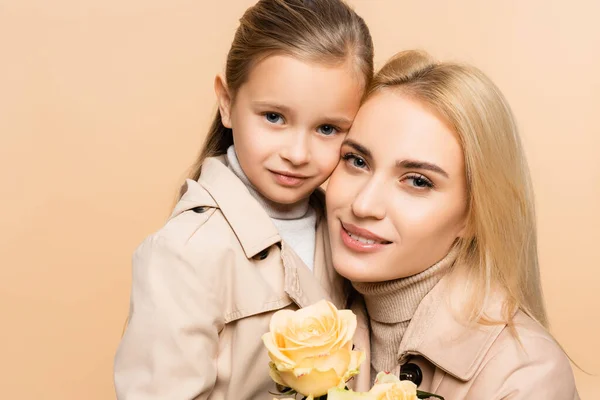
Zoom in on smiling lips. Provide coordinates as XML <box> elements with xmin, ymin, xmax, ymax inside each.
<box><xmin>340</xmin><ymin>221</ymin><xmax>392</xmax><ymax>253</ymax></box>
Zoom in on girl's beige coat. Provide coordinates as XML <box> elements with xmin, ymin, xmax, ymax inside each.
<box><xmin>114</xmin><ymin>157</ymin><xmax>348</xmax><ymax>399</ymax></box>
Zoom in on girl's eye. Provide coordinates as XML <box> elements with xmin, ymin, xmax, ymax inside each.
<box><xmin>342</xmin><ymin>153</ymin><xmax>367</xmax><ymax>169</ymax></box>
<box><xmin>404</xmin><ymin>174</ymin><xmax>434</xmax><ymax>189</ymax></box>
<box><xmin>264</xmin><ymin>112</ymin><xmax>284</xmax><ymax>124</ymax></box>
<box><xmin>317</xmin><ymin>124</ymin><xmax>338</xmax><ymax>136</ymax></box>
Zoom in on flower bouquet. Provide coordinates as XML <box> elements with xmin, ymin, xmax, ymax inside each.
<box><xmin>262</xmin><ymin>300</ymin><xmax>444</xmax><ymax>400</ymax></box>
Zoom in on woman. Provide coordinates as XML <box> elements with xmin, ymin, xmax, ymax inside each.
<box><xmin>327</xmin><ymin>50</ymin><xmax>579</xmax><ymax>398</ymax></box>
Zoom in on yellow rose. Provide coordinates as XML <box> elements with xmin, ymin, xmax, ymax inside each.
<box><xmin>262</xmin><ymin>300</ymin><xmax>364</xmax><ymax>397</ymax></box>
<box><xmin>368</xmin><ymin>372</ymin><xmax>418</xmax><ymax>400</ymax></box>
<box><xmin>326</xmin><ymin>372</ymin><xmax>423</xmax><ymax>400</ymax></box>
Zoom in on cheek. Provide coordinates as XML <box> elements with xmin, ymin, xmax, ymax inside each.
<box><xmin>230</xmin><ymin>111</ymin><xmax>252</xmax><ymax>144</ymax></box>
<box><xmin>231</xmin><ymin>109</ymin><xmax>266</xmax><ymax>142</ymax></box>
<box><xmin>235</xmin><ymin>137</ymin><xmax>274</xmax><ymax>167</ymax></box>
<box><xmin>391</xmin><ymin>195</ymin><xmax>466</xmax><ymax>241</ymax></box>
<box><xmin>429</xmin><ymin>193</ymin><xmax>467</xmax><ymax>236</ymax></box>
<box><xmin>326</xmin><ymin>166</ymin><xmax>356</xmax><ymax>209</ymax></box>
<box><xmin>312</xmin><ymin>139</ymin><xmax>344</xmax><ymax>172</ymax></box>
<box><xmin>239</xmin><ymin>140</ymin><xmax>261</xmax><ymax>160</ymax></box>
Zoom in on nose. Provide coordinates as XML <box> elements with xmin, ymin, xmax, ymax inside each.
<box><xmin>351</xmin><ymin>176</ymin><xmax>387</xmax><ymax>220</ymax></box>
<box><xmin>280</xmin><ymin>130</ymin><xmax>311</xmax><ymax>166</ymax></box>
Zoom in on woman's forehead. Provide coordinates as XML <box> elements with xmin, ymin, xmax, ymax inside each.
<box><xmin>347</xmin><ymin>91</ymin><xmax>463</xmax><ymax>175</ymax></box>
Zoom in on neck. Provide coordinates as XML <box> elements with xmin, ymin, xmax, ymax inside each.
<box><xmin>352</xmin><ymin>247</ymin><xmax>459</xmax><ymax>373</ymax></box>
<box><xmin>353</xmin><ymin>248</ymin><xmax>459</xmax><ymax>323</ymax></box>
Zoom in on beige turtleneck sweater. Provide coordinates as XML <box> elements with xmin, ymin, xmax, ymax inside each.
<box><xmin>352</xmin><ymin>248</ymin><xmax>459</xmax><ymax>375</ymax></box>
<box><xmin>226</xmin><ymin>145</ymin><xmax>317</xmax><ymax>270</ymax></box>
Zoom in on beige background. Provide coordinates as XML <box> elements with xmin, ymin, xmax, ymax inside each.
<box><xmin>1</xmin><ymin>0</ymin><xmax>599</xmax><ymax>398</ymax></box>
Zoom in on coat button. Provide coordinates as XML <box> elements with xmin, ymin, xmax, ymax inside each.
<box><xmin>191</xmin><ymin>206</ymin><xmax>207</xmax><ymax>213</ymax></box>
<box><xmin>400</xmin><ymin>363</ymin><xmax>423</xmax><ymax>386</ymax></box>
<box><xmin>253</xmin><ymin>248</ymin><xmax>270</xmax><ymax>260</ymax></box>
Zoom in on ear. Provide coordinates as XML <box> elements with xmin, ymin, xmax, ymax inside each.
<box><xmin>214</xmin><ymin>74</ymin><xmax>233</xmax><ymax>128</ymax></box>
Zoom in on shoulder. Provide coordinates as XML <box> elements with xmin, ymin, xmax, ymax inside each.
<box><xmin>130</xmin><ymin>210</ymin><xmax>239</xmax><ymax>292</ymax></box>
<box><xmin>473</xmin><ymin>311</ymin><xmax>578</xmax><ymax>397</ymax></box>
<box><xmin>489</xmin><ymin>311</ymin><xmax>570</xmax><ymax>367</ymax></box>
<box><xmin>133</xmin><ymin>181</ymin><xmax>242</xmax><ymax>268</ymax></box>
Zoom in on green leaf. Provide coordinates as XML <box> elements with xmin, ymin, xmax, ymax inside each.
<box><xmin>416</xmin><ymin>389</ymin><xmax>445</xmax><ymax>400</ymax></box>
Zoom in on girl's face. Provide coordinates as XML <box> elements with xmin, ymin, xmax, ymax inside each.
<box><xmin>216</xmin><ymin>54</ymin><xmax>363</xmax><ymax>207</ymax></box>
<box><xmin>326</xmin><ymin>90</ymin><xmax>468</xmax><ymax>283</ymax></box>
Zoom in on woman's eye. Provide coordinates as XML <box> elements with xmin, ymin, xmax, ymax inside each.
<box><xmin>264</xmin><ymin>112</ymin><xmax>284</xmax><ymax>124</ymax></box>
<box><xmin>318</xmin><ymin>125</ymin><xmax>338</xmax><ymax>136</ymax></box>
<box><xmin>342</xmin><ymin>153</ymin><xmax>367</xmax><ymax>169</ymax></box>
<box><xmin>405</xmin><ymin>174</ymin><xmax>434</xmax><ymax>189</ymax></box>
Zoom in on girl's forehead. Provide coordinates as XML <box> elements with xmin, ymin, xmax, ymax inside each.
<box><xmin>244</xmin><ymin>54</ymin><xmax>361</xmax><ymax>91</ymax></box>
<box><xmin>237</xmin><ymin>54</ymin><xmax>364</xmax><ymax>117</ymax></box>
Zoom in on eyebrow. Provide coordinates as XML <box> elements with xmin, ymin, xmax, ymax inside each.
<box><xmin>251</xmin><ymin>101</ymin><xmax>293</xmax><ymax>115</ymax></box>
<box><xmin>342</xmin><ymin>139</ymin><xmax>372</xmax><ymax>158</ymax></box>
<box><xmin>343</xmin><ymin>139</ymin><xmax>450</xmax><ymax>178</ymax></box>
<box><xmin>252</xmin><ymin>101</ymin><xmax>353</xmax><ymax>127</ymax></box>
<box><xmin>396</xmin><ymin>160</ymin><xmax>449</xmax><ymax>178</ymax></box>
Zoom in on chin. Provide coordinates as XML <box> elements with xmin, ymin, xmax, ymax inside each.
<box><xmin>261</xmin><ymin>188</ymin><xmax>305</xmax><ymax>205</ymax></box>
<box><xmin>332</xmin><ymin>254</ymin><xmax>375</xmax><ymax>283</ymax></box>
<box><xmin>332</xmin><ymin>247</ymin><xmax>404</xmax><ymax>283</ymax></box>
<box><xmin>271</xmin><ymin>193</ymin><xmax>309</xmax><ymax>205</ymax></box>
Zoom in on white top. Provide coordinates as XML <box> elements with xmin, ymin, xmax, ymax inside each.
<box><xmin>226</xmin><ymin>145</ymin><xmax>317</xmax><ymax>271</ymax></box>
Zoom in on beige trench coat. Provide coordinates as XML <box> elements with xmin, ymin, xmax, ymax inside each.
<box><xmin>114</xmin><ymin>156</ymin><xmax>349</xmax><ymax>399</ymax></box>
<box><xmin>351</xmin><ymin>276</ymin><xmax>580</xmax><ymax>399</ymax></box>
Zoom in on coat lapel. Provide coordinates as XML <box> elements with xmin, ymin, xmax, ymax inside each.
<box><xmin>348</xmin><ymin>295</ymin><xmax>372</xmax><ymax>392</ymax></box>
<box><xmin>281</xmin><ymin>217</ymin><xmax>349</xmax><ymax>310</ymax></box>
<box><xmin>196</xmin><ymin>156</ymin><xmax>281</xmax><ymax>258</ymax></box>
<box><xmin>180</xmin><ymin>157</ymin><xmax>348</xmax><ymax>312</ymax></box>
<box><xmin>397</xmin><ymin>275</ymin><xmax>508</xmax><ymax>381</ymax></box>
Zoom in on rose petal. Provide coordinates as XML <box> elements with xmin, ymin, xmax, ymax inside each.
<box><xmin>293</xmin><ymin>348</ymin><xmax>351</xmax><ymax>377</ymax></box>
<box><xmin>269</xmin><ymin>309</ymin><xmax>297</xmax><ymax>331</ymax></box>
<box><xmin>338</xmin><ymin>310</ymin><xmax>358</xmax><ymax>341</ymax></box>
<box><xmin>268</xmin><ymin>362</ymin><xmax>287</xmax><ymax>386</ymax></box>
<box><xmin>373</xmin><ymin>371</ymin><xmax>401</xmax><ymax>385</ymax></box>
<box><xmin>327</xmin><ymin>388</ymin><xmax>375</xmax><ymax>400</ymax></box>
<box><xmin>291</xmin><ymin>300</ymin><xmax>333</xmax><ymax>322</ymax></box>
<box><xmin>280</xmin><ymin>366</ymin><xmax>344</xmax><ymax>397</ymax></box>
<box><xmin>343</xmin><ymin>350</ymin><xmax>365</xmax><ymax>381</ymax></box>
<box><xmin>368</xmin><ymin>383</ymin><xmax>396</xmax><ymax>397</ymax></box>
<box><xmin>262</xmin><ymin>332</ymin><xmax>294</xmax><ymax>367</ymax></box>
<box><xmin>369</xmin><ymin>378</ymin><xmax>418</xmax><ymax>400</ymax></box>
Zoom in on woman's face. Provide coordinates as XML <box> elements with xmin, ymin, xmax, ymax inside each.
<box><xmin>326</xmin><ymin>90</ymin><xmax>468</xmax><ymax>282</ymax></box>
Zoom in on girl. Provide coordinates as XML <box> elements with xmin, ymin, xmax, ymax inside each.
<box><xmin>114</xmin><ymin>1</ymin><xmax>373</xmax><ymax>399</ymax></box>
<box><xmin>327</xmin><ymin>50</ymin><xmax>579</xmax><ymax>398</ymax></box>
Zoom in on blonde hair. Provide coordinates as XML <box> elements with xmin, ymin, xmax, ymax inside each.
<box><xmin>369</xmin><ymin>50</ymin><xmax>547</xmax><ymax>328</ymax></box>
<box><xmin>183</xmin><ymin>0</ymin><xmax>373</xmax><ymax>196</ymax></box>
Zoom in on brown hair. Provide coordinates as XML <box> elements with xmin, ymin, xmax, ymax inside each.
<box><xmin>184</xmin><ymin>0</ymin><xmax>373</xmax><ymax>194</ymax></box>
<box><xmin>368</xmin><ymin>50</ymin><xmax>547</xmax><ymax>328</ymax></box>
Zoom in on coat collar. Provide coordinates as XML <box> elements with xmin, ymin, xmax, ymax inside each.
<box><xmin>397</xmin><ymin>275</ymin><xmax>509</xmax><ymax>381</ymax></box>
<box><xmin>171</xmin><ymin>156</ymin><xmax>347</xmax><ymax>309</ymax></box>
<box><xmin>172</xmin><ymin>156</ymin><xmax>280</xmax><ymax>258</ymax></box>
<box><xmin>282</xmin><ymin>215</ymin><xmax>349</xmax><ymax>310</ymax></box>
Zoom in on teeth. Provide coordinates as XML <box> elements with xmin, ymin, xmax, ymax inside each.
<box><xmin>347</xmin><ymin>231</ymin><xmax>378</xmax><ymax>245</ymax></box>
